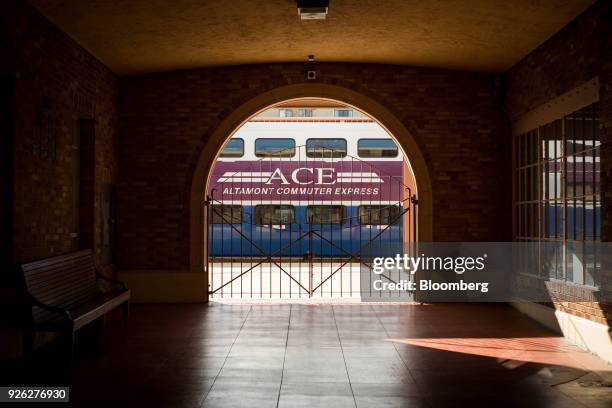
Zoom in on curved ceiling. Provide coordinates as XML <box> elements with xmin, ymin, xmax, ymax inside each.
<box><xmin>29</xmin><ymin>0</ymin><xmax>594</xmax><ymax>76</ymax></box>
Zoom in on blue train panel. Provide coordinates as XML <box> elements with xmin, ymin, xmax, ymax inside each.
<box><xmin>544</xmin><ymin>205</ymin><xmax>601</xmax><ymax>239</ymax></box>
<box><xmin>208</xmin><ymin>205</ymin><xmax>404</xmax><ymax>258</ymax></box>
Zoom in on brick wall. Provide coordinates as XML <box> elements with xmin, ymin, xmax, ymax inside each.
<box><xmin>1</xmin><ymin>1</ymin><xmax>118</xmax><ymax>268</ymax></box>
<box><xmin>118</xmin><ymin>64</ymin><xmax>508</xmax><ymax>269</ymax></box>
<box><xmin>505</xmin><ymin>0</ymin><xmax>612</xmax><ymax>324</ymax></box>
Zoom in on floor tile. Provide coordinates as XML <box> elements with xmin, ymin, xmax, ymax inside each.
<box><xmin>13</xmin><ymin>302</ymin><xmax>610</xmax><ymax>408</ymax></box>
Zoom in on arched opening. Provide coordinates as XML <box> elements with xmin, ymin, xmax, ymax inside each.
<box><xmin>190</xmin><ymin>84</ymin><xmax>433</xmax><ymax>300</ymax></box>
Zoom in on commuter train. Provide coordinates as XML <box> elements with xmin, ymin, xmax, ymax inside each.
<box><xmin>207</xmin><ymin>118</ymin><xmax>409</xmax><ymax>258</ymax></box>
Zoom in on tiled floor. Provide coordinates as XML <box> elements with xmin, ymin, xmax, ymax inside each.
<box><xmin>4</xmin><ymin>303</ymin><xmax>611</xmax><ymax>407</ymax></box>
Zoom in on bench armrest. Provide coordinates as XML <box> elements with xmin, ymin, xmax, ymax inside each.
<box><xmin>96</xmin><ymin>270</ymin><xmax>127</xmax><ymax>290</ymax></box>
<box><xmin>26</xmin><ymin>293</ymin><xmax>71</xmax><ymax>320</ymax></box>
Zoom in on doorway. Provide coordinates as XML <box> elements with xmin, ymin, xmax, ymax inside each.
<box><xmin>206</xmin><ymin>100</ymin><xmax>418</xmax><ymax>300</ymax></box>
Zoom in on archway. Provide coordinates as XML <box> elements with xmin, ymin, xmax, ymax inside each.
<box><xmin>190</xmin><ymin>83</ymin><xmax>433</xmax><ymax>300</ymax></box>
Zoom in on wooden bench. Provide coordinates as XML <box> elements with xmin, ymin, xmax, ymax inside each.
<box><xmin>19</xmin><ymin>249</ymin><xmax>130</xmax><ymax>357</ymax></box>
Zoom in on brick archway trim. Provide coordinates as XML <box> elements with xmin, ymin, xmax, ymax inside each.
<box><xmin>189</xmin><ymin>83</ymin><xmax>433</xmax><ymax>300</ymax></box>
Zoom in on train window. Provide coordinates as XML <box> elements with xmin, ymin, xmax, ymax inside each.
<box><xmin>254</xmin><ymin>205</ymin><xmax>295</xmax><ymax>225</ymax></box>
<box><xmin>306</xmin><ymin>139</ymin><xmax>347</xmax><ymax>158</ymax></box>
<box><xmin>210</xmin><ymin>205</ymin><xmax>243</xmax><ymax>224</ymax></box>
<box><xmin>307</xmin><ymin>205</ymin><xmax>346</xmax><ymax>224</ymax></box>
<box><xmin>279</xmin><ymin>109</ymin><xmax>312</xmax><ymax>117</ymax></box>
<box><xmin>255</xmin><ymin>138</ymin><xmax>295</xmax><ymax>158</ymax></box>
<box><xmin>297</xmin><ymin>109</ymin><xmax>313</xmax><ymax>117</ymax></box>
<box><xmin>219</xmin><ymin>138</ymin><xmax>244</xmax><ymax>158</ymax></box>
<box><xmin>335</xmin><ymin>109</ymin><xmax>353</xmax><ymax>118</ymax></box>
<box><xmin>358</xmin><ymin>139</ymin><xmax>399</xmax><ymax>158</ymax></box>
<box><xmin>358</xmin><ymin>205</ymin><xmax>400</xmax><ymax>225</ymax></box>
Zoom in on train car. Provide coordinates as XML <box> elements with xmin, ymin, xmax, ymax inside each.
<box><xmin>207</xmin><ymin>117</ymin><xmax>408</xmax><ymax>259</ymax></box>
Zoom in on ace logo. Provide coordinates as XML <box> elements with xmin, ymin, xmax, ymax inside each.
<box><xmin>266</xmin><ymin>167</ymin><xmax>334</xmax><ymax>185</ymax></box>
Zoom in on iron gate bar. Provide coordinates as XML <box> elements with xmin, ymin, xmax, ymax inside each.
<box><xmin>218</xmin><ymin>240</ymin><xmax>314</xmax><ymax>296</ymax></box>
<box><xmin>207</xmin><ymin>198</ymin><xmax>314</xmax><ymax>294</ymax></box>
<box><xmin>204</xmin><ymin>196</ymin><xmax>211</xmax><ymax>298</ymax></box>
<box><xmin>207</xmin><ymin>143</ymin><xmax>417</xmax><ymax>299</ymax></box>
<box><xmin>324</xmin><ymin>196</ymin><xmax>414</xmax><ymax>293</ymax></box>
<box><xmin>311</xmin><ymin>200</ymin><xmax>411</xmax><ymax>257</ymax></box>
<box><xmin>209</xmin><ymin>211</ymin><xmax>410</xmax><ymax>297</ymax></box>
<box><xmin>227</xmin><ymin>202</ymin><xmax>407</xmax><ymax>296</ymax></box>
<box><xmin>254</xmin><ymin>201</ymin><xmax>413</xmax><ymax>296</ymax></box>
<box><xmin>308</xmin><ymin>205</ymin><xmax>411</xmax><ymax>293</ymax></box>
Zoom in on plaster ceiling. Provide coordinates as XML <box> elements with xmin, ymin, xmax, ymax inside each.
<box><xmin>29</xmin><ymin>0</ymin><xmax>595</xmax><ymax>76</ymax></box>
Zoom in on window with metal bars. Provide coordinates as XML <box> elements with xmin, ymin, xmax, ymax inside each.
<box><xmin>514</xmin><ymin>102</ymin><xmax>601</xmax><ymax>286</ymax></box>
<box><xmin>307</xmin><ymin>205</ymin><xmax>346</xmax><ymax>224</ymax></box>
<box><xmin>210</xmin><ymin>205</ymin><xmax>243</xmax><ymax>224</ymax></box>
<box><xmin>358</xmin><ymin>205</ymin><xmax>400</xmax><ymax>225</ymax></box>
<box><xmin>306</xmin><ymin>138</ymin><xmax>347</xmax><ymax>158</ymax></box>
<box><xmin>253</xmin><ymin>205</ymin><xmax>295</xmax><ymax>225</ymax></box>
<box><xmin>254</xmin><ymin>138</ymin><xmax>295</xmax><ymax>158</ymax></box>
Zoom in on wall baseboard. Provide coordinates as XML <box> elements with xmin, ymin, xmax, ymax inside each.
<box><xmin>510</xmin><ymin>299</ymin><xmax>612</xmax><ymax>364</ymax></box>
<box><xmin>118</xmin><ymin>270</ymin><xmax>207</xmax><ymax>303</ymax></box>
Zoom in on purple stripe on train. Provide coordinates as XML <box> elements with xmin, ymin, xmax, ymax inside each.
<box><xmin>209</xmin><ymin>161</ymin><xmax>404</xmax><ymax>201</ymax></box>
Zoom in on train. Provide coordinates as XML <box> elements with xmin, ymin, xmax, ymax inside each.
<box><xmin>207</xmin><ymin>118</ymin><xmax>410</xmax><ymax>258</ymax></box>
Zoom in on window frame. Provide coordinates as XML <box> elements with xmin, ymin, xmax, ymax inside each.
<box><xmin>305</xmin><ymin>138</ymin><xmax>347</xmax><ymax>158</ymax></box>
<box><xmin>254</xmin><ymin>138</ymin><xmax>296</xmax><ymax>158</ymax></box>
<box><xmin>210</xmin><ymin>205</ymin><xmax>243</xmax><ymax>224</ymax></box>
<box><xmin>357</xmin><ymin>138</ymin><xmax>399</xmax><ymax>158</ymax></box>
<box><xmin>253</xmin><ymin>204</ymin><xmax>296</xmax><ymax>226</ymax></box>
<box><xmin>334</xmin><ymin>109</ymin><xmax>353</xmax><ymax>118</ymax></box>
<box><xmin>298</xmin><ymin>108</ymin><xmax>313</xmax><ymax>117</ymax></box>
<box><xmin>219</xmin><ymin>138</ymin><xmax>244</xmax><ymax>158</ymax></box>
<box><xmin>358</xmin><ymin>205</ymin><xmax>400</xmax><ymax>225</ymax></box>
<box><xmin>513</xmin><ymin>102</ymin><xmax>601</xmax><ymax>286</ymax></box>
<box><xmin>306</xmin><ymin>205</ymin><xmax>346</xmax><ymax>225</ymax></box>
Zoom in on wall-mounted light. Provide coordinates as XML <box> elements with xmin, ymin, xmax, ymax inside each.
<box><xmin>306</xmin><ymin>55</ymin><xmax>317</xmax><ymax>80</ymax></box>
<box><xmin>306</xmin><ymin>55</ymin><xmax>317</xmax><ymax>81</ymax></box>
<box><xmin>297</xmin><ymin>0</ymin><xmax>329</xmax><ymax>20</ymax></box>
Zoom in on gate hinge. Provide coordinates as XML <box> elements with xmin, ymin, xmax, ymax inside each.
<box><xmin>410</xmin><ymin>195</ymin><xmax>418</xmax><ymax>205</ymax></box>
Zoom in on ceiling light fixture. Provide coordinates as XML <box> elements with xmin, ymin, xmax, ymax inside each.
<box><xmin>297</xmin><ymin>0</ymin><xmax>329</xmax><ymax>20</ymax></box>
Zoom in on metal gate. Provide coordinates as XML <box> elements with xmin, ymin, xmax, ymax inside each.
<box><xmin>205</xmin><ymin>144</ymin><xmax>417</xmax><ymax>299</ymax></box>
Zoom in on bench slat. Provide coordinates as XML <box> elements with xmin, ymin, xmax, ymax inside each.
<box><xmin>23</xmin><ymin>252</ymin><xmax>92</xmax><ymax>271</ymax></box>
<box><xmin>23</xmin><ymin>253</ymin><xmax>97</xmax><ymax>310</ymax></box>
<box><xmin>26</xmin><ymin>266</ymin><xmax>96</xmax><ymax>291</ymax></box>
<box><xmin>24</xmin><ymin>257</ymin><xmax>95</xmax><ymax>280</ymax></box>
<box><xmin>26</xmin><ymin>262</ymin><xmax>94</xmax><ymax>285</ymax></box>
<box><xmin>20</xmin><ymin>249</ymin><xmax>129</xmax><ymax>328</ymax></box>
<box><xmin>31</xmin><ymin>284</ymin><xmax>99</xmax><ymax>311</ymax></box>
<box><xmin>24</xmin><ymin>261</ymin><xmax>94</xmax><ymax>282</ymax></box>
<box><xmin>21</xmin><ymin>249</ymin><xmax>93</xmax><ymax>272</ymax></box>
<box><xmin>26</xmin><ymin>266</ymin><xmax>95</xmax><ymax>292</ymax></box>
